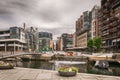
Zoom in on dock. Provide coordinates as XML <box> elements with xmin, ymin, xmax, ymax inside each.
<box><xmin>0</xmin><ymin>67</ymin><xmax>120</xmax><ymax>80</ymax></box>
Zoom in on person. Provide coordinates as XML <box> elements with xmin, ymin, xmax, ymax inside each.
<box><xmin>106</xmin><ymin>56</ymin><xmax>108</xmax><ymax>59</ymax></box>
<box><xmin>10</xmin><ymin>48</ymin><xmax>14</xmax><ymax>54</ymax></box>
<box><xmin>112</xmin><ymin>54</ymin><xmax>117</xmax><ymax>59</ymax></box>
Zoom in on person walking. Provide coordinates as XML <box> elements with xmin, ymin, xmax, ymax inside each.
<box><xmin>10</xmin><ymin>48</ymin><xmax>14</xmax><ymax>55</ymax></box>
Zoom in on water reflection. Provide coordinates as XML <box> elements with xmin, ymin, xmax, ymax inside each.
<box><xmin>16</xmin><ymin>61</ymin><xmax>53</xmax><ymax>70</ymax></box>
<box><xmin>14</xmin><ymin>60</ymin><xmax>120</xmax><ymax>76</ymax></box>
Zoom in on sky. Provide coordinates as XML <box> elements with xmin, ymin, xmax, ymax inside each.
<box><xmin>0</xmin><ymin>0</ymin><xmax>100</xmax><ymax>40</ymax></box>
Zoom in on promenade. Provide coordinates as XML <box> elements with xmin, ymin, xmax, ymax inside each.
<box><xmin>0</xmin><ymin>67</ymin><xmax>120</xmax><ymax>80</ymax></box>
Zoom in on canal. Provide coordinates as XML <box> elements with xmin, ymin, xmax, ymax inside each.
<box><xmin>13</xmin><ymin>60</ymin><xmax>120</xmax><ymax>76</ymax></box>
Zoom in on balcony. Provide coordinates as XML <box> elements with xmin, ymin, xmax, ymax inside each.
<box><xmin>109</xmin><ymin>17</ymin><xmax>115</xmax><ymax>22</ymax></box>
<box><xmin>110</xmin><ymin>21</ymin><xmax>119</xmax><ymax>27</ymax></box>
<box><xmin>102</xmin><ymin>32</ymin><xmax>109</xmax><ymax>36</ymax></box>
<box><xmin>8</xmin><ymin>44</ymin><xmax>23</xmax><ymax>47</ymax></box>
<box><xmin>112</xmin><ymin>0</ymin><xmax>120</xmax><ymax>9</ymax></box>
<box><xmin>98</xmin><ymin>13</ymin><xmax>103</xmax><ymax>18</ymax></box>
<box><xmin>102</xmin><ymin>36</ymin><xmax>110</xmax><ymax>40</ymax></box>
<box><xmin>102</xmin><ymin>19</ymin><xmax>109</xmax><ymax>25</ymax></box>
<box><xmin>0</xmin><ymin>33</ymin><xmax>10</xmax><ymax>37</ymax></box>
<box><xmin>118</xmin><ymin>26</ymin><xmax>120</xmax><ymax>29</ymax></box>
<box><xmin>0</xmin><ymin>44</ymin><xmax>5</xmax><ymax>46</ymax></box>
<box><xmin>103</xmin><ymin>8</ymin><xmax>109</xmax><ymax>14</ymax></box>
<box><xmin>101</xmin><ymin>25</ymin><xmax>109</xmax><ymax>31</ymax></box>
<box><xmin>110</xmin><ymin>29</ymin><xmax>117</xmax><ymax>33</ymax></box>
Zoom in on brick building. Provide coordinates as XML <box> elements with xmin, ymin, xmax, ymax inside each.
<box><xmin>98</xmin><ymin>0</ymin><xmax>120</xmax><ymax>52</ymax></box>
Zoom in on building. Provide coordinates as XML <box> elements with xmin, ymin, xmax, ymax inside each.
<box><xmin>25</xmin><ymin>26</ymin><xmax>39</xmax><ymax>52</ymax></box>
<box><xmin>0</xmin><ymin>26</ymin><xmax>26</xmax><ymax>53</ymax></box>
<box><xmin>38</xmin><ymin>32</ymin><xmax>53</xmax><ymax>52</ymax></box>
<box><xmin>91</xmin><ymin>5</ymin><xmax>100</xmax><ymax>39</ymax></box>
<box><xmin>75</xmin><ymin>11</ymin><xmax>91</xmax><ymax>50</ymax></box>
<box><xmin>61</xmin><ymin>33</ymin><xmax>73</xmax><ymax>51</ymax></box>
<box><xmin>56</xmin><ymin>33</ymin><xmax>73</xmax><ymax>51</ymax></box>
<box><xmin>50</xmin><ymin>40</ymin><xmax>54</xmax><ymax>51</ymax></box>
<box><xmin>98</xmin><ymin>0</ymin><xmax>120</xmax><ymax>52</ymax></box>
<box><xmin>73</xmin><ymin>32</ymin><xmax>76</xmax><ymax>47</ymax></box>
<box><xmin>56</xmin><ymin>37</ymin><xmax>62</xmax><ymax>51</ymax></box>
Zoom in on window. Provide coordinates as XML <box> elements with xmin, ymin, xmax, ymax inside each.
<box><xmin>115</xmin><ymin>13</ymin><xmax>119</xmax><ymax>17</ymax></box>
<box><xmin>107</xmin><ymin>18</ymin><xmax>109</xmax><ymax>21</ymax></box>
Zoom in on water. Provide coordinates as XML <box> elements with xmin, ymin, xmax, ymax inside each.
<box><xmin>14</xmin><ymin>60</ymin><xmax>120</xmax><ymax>76</ymax></box>
<box><xmin>15</xmin><ymin>61</ymin><xmax>87</xmax><ymax>72</ymax></box>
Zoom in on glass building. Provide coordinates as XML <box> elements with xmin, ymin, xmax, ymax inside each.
<box><xmin>38</xmin><ymin>32</ymin><xmax>53</xmax><ymax>52</ymax></box>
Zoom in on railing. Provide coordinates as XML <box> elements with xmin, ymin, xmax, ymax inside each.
<box><xmin>0</xmin><ymin>51</ymin><xmax>40</xmax><ymax>59</ymax></box>
<box><xmin>112</xmin><ymin>0</ymin><xmax>120</xmax><ymax>9</ymax></box>
<box><xmin>0</xmin><ymin>33</ymin><xmax>10</xmax><ymax>37</ymax></box>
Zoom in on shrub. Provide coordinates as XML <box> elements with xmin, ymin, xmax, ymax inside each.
<box><xmin>58</xmin><ymin>66</ymin><xmax>78</xmax><ymax>73</ymax></box>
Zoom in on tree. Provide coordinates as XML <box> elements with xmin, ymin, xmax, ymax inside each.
<box><xmin>87</xmin><ymin>37</ymin><xmax>102</xmax><ymax>52</ymax></box>
<box><xmin>93</xmin><ymin>37</ymin><xmax>102</xmax><ymax>52</ymax></box>
<box><xmin>87</xmin><ymin>39</ymin><xmax>94</xmax><ymax>52</ymax></box>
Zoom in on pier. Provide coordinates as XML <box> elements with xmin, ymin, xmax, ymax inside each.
<box><xmin>0</xmin><ymin>67</ymin><xmax>120</xmax><ymax>80</ymax></box>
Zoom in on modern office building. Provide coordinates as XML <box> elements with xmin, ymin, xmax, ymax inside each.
<box><xmin>56</xmin><ymin>33</ymin><xmax>73</xmax><ymax>51</ymax></box>
<box><xmin>38</xmin><ymin>32</ymin><xmax>53</xmax><ymax>52</ymax></box>
<box><xmin>75</xmin><ymin>11</ymin><xmax>91</xmax><ymax>50</ymax></box>
<box><xmin>98</xmin><ymin>0</ymin><xmax>120</xmax><ymax>52</ymax></box>
<box><xmin>61</xmin><ymin>33</ymin><xmax>73</xmax><ymax>51</ymax></box>
<box><xmin>0</xmin><ymin>26</ymin><xmax>26</xmax><ymax>53</ymax></box>
<box><xmin>91</xmin><ymin>5</ymin><xmax>100</xmax><ymax>39</ymax></box>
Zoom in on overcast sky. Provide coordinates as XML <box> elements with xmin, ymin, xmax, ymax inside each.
<box><xmin>0</xmin><ymin>0</ymin><xmax>100</xmax><ymax>40</ymax></box>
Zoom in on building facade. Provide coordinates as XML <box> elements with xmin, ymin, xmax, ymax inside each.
<box><xmin>91</xmin><ymin>5</ymin><xmax>100</xmax><ymax>39</ymax></box>
<box><xmin>56</xmin><ymin>37</ymin><xmax>62</xmax><ymax>51</ymax></box>
<box><xmin>98</xmin><ymin>0</ymin><xmax>120</xmax><ymax>52</ymax></box>
<box><xmin>25</xmin><ymin>26</ymin><xmax>39</xmax><ymax>52</ymax></box>
<box><xmin>73</xmin><ymin>32</ymin><xmax>76</xmax><ymax>47</ymax></box>
<box><xmin>61</xmin><ymin>33</ymin><xmax>73</xmax><ymax>51</ymax></box>
<box><xmin>56</xmin><ymin>33</ymin><xmax>73</xmax><ymax>51</ymax></box>
<box><xmin>0</xmin><ymin>27</ymin><xmax>26</xmax><ymax>53</ymax></box>
<box><xmin>75</xmin><ymin>11</ymin><xmax>91</xmax><ymax>50</ymax></box>
<box><xmin>38</xmin><ymin>32</ymin><xmax>53</xmax><ymax>52</ymax></box>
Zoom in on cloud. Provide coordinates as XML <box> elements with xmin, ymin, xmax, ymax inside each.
<box><xmin>0</xmin><ymin>0</ymin><xmax>100</xmax><ymax>40</ymax></box>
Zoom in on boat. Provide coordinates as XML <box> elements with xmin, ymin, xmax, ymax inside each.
<box><xmin>0</xmin><ymin>61</ymin><xmax>14</xmax><ymax>69</ymax></box>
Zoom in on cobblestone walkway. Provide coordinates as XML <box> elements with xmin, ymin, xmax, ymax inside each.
<box><xmin>0</xmin><ymin>67</ymin><xmax>120</xmax><ymax>80</ymax></box>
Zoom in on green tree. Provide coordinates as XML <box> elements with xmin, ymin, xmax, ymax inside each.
<box><xmin>94</xmin><ymin>37</ymin><xmax>102</xmax><ymax>52</ymax></box>
<box><xmin>87</xmin><ymin>39</ymin><xmax>94</xmax><ymax>52</ymax></box>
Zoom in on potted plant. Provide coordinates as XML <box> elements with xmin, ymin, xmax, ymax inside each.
<box><xmin>58</xmin><ymin>66</ymin><xmax>78</xmax><ymax>77</ymax></box>
<box><xmin>0</xmin><ymin>61</ymin><xmax>14</xmax><ymax>69</ymax></box>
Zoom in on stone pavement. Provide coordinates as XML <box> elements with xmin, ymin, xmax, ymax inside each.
<box><xmin>0</xmin><ymin>67</ymin><xmax>120</xmax><ymax>80</ymax></box>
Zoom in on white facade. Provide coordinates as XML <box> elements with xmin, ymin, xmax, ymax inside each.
<box><xmin>0</xmin><ymin>27</ymin><xmax>26</xmax><ymax>53</ymax></box>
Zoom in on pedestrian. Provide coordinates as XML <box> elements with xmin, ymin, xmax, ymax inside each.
<box><xmin>10</xmin><ymin>48</ymin><xmax>12</xmax><ymax>54</ymax></box>
<box><xmin>112</xmin><ymin>54</ymin><xmax>116</xmax><ymax>59</ymax></box>
<box><xmin>106</xmin><ymin>55</ymin><xmax>108</xmax><ymax>59</ymax></box>
<box><xmin>10</xmin><ymin>48</ymin><xmax>14</xmax><ymax>54</ymax></box>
